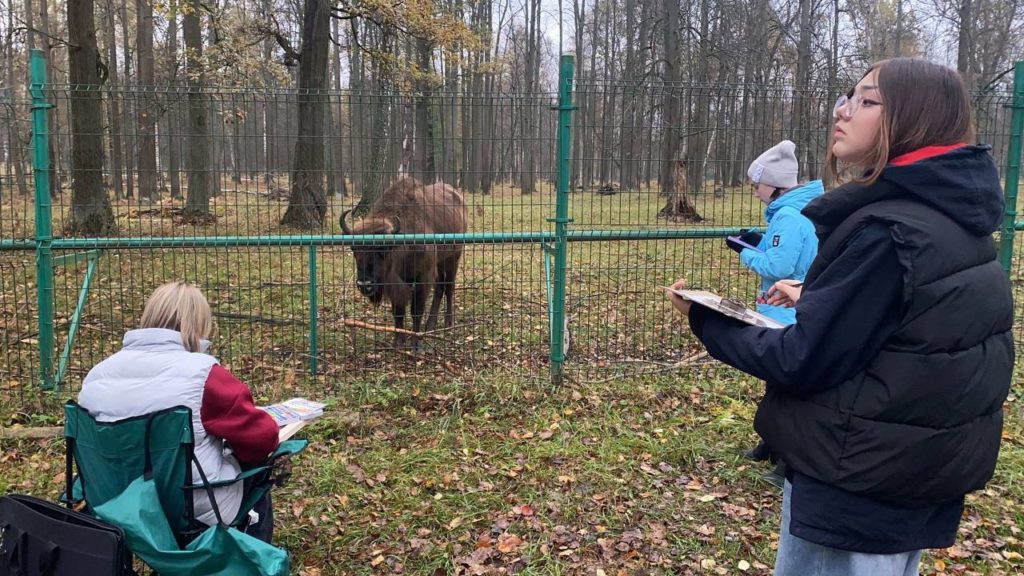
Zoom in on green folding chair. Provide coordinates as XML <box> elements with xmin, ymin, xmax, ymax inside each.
<box><xmin>64</xmin><ymin>401</ymin><xmax>307</xmax><ymax>576</ymax></box>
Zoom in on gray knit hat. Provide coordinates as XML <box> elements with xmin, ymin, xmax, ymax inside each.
<box><xmin>748</xmin><ymin>140</ymin><xmax>799</xmax><ymax>189</ymax></box>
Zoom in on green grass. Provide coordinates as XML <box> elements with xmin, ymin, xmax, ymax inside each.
<box><xmin>3</xmin><ymin>370</ymin><xmax>1023</xmax><ymax>575</ymax></box>
<box><xmin>2</xmin><ymin>181</ymin><xmax>1024</xmax><ymax>575</ymax></box>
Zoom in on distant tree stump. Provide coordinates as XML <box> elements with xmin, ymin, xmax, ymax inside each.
<box><xmin>658</xmin><ymin>160</ymin><xmax>703</xmax><ymax>222</ymax></box>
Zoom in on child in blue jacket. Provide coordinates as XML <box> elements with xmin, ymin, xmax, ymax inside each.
<box><xmin>726</xmin><ymin>140</ymin><xmax>822</xmax><ymax>485</ymax></box>
<box><xmin>727</xmin><ymin>140</ymin><xmax>823</xmax><ymax>325</ymax></box>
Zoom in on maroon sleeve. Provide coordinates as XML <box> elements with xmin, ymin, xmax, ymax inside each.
<box><xmin>200</xmin><ymin>364</ymin><xmax>280</xmax><ymax>465</ymax></box>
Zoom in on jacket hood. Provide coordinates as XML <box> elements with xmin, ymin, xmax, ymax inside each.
<box><xmin>804</xmin><ymin>145</ymin><xmax>1004</xmax><ymax>236</ymax></box>
<box><xmin>766</xmin><ymin>180</ymin><xmax>825</xmax><ymax>221</ymax></box>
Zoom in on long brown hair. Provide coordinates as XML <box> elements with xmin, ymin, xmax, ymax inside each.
<box><xmin>826</xmin><ymin>58</ymin><xmax>975</xmax><ymax>185</ymax></box>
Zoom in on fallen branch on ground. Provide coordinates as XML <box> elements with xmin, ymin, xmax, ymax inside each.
<box><xmin>214</xmin><ymin>311</ymin><xmax>306</xmax><ymax>326</ymax></box>
<box><xmin>343</xmin><ymin>319</ymin><xmax>422</xmax><ymax>336</ymax></box>
<box><xmin>0</xmin><ymin>426</ymin><xmax>62</xmax><ymax>440</ymax></box>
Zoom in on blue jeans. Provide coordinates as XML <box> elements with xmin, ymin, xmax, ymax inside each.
<box><xmin>775</xmin><ymin>481</ymin><xmax>921</xmax><ymax>576</ymax></box>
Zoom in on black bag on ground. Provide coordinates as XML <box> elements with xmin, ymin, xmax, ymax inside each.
<box><xmin>0</xmin><ymin>494</ymin><xmax>131</xmax><ymax>576</ymax></box>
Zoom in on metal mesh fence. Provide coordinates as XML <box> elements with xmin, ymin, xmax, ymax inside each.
<box><xmin>1</xmin><ymin>68</ymin><xmax>1022</xmax><ymax>405</ymax></box>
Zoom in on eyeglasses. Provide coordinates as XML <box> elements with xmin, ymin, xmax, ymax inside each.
<box><xmin>833</xmin><ymin>93</ymin><xmax>883</xmax><ymax>120</ymax></box>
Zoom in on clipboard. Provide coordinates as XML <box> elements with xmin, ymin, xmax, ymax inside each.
<box><xmin>664</xmin><ymin>287</ymin><xmax>786</xmax><ymax>329</ymax></box>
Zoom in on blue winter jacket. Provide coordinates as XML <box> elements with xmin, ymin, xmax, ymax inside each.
<box><xmin>739</xmin><ymin>180</ymin><xmax>824</xmax><ymax>324</ymax></box>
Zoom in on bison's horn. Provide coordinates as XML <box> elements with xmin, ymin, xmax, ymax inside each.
<box><xmin>340</xmin><ymin>209</ymin><xmax>354</xmax><ymax>234</ymax></box>
<box><xmin>387</xmin><ymin>216</ymin><xmax>401</xmax><ymax>234</ymax></box>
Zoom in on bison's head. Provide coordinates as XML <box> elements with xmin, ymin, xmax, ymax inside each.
<box><xmin>341</xmin><ymin>209</ymin><xmax>402</xmax><ymax>304</ymax></box>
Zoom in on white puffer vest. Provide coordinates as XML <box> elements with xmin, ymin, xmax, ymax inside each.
<box><xmin>78</xmin><ymin>328</ymin><xmax>242</xmax><ymax>526</ymax></box>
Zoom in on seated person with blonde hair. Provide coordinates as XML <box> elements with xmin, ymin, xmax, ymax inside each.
<box><xmin>78</xmin><ymin>282</ymin><xmax>279</xmax><ymax>540</ymax></box>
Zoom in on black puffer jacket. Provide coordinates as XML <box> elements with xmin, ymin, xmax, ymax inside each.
<box><xmin>756</xmin><ymin>144</ymin><xmax>1014</xmax><ymax>507</ymax></box>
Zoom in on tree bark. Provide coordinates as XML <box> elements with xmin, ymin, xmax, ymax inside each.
<box><xmin>619</xmin><ymin>0</ymin><xmax>638</xmax><ymax>191</ymax></box>
<box><xmin>794</xmin><ymin>0</ymin><xmax>815</xmax><ymax>180</ymax></box>
<box><xmin>167</xmin><ymin>0</ymin><xmax>182</xmax><ymax>198</ymax></box>
<box><xmin>119</xmin><ymin>1</ymin><xmax>134</xmax><ymax>199</ymax></box>
<box><xmin>136</xmin><ymin>0</ymin><xmax>157</xmax><ymax>201</ymax></box>
<box><xmin>6</xmin><ymin>0</ymin><xmax>29</xmax><ymax>197</ymax></box>
<box><xmin>957</xmin><ymin>0</ymin><xmax>974</xmax><ymax>91</ymax></box>
<box><xmin>659</xmin><ymin>0</ymin><xmax>701</xmax><ymax>221</ymax></box>
<box><xmin>570</xmin><ymin>0</ymin><xmax>585</xmax><ymax>190</ymax></box>
<box><xmin>327</xmin><ymin>14</ymin><xmax>345</xmax><ymax>197</ymax></box>
<box><xmin>68</xmin><ymin>0</ymin><xmax>115</xmax><ymax>234</ymax></box>
<box><xmin>183</xmin><ymin>0</ymin><xmax>211</xmax><ymax>218</ymax></box>
<box><xmin>415</xmin><ymin>36</ymin><xmax>437</xmax><ymax>183</ymax></box>
<box><xmin>102</xmin><ymin>0</ymin><xmax>124</xmax><ymax>199</ymax></box>
<box><xmin>281</xmin><ymin>0</ymin><xmax>330</xmax><ymax>227</ymax></box>
<box><xmin>36</xmin><ymin>0</ymin><xmax>60</xmax><ymax>197</ymax></box>
<box><xmin>356</xmin><ymin>27</ymin><xmax>394</xmax><ymax>214</ymax></box>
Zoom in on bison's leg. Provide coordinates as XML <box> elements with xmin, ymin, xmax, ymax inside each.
<box><xmin>410</xmin><ymin>282</ymin><xmax>430</xmax><ymax>350</ymax></box>
<box><xmin>424</xmin><ymin>280</ymin><xmax>444</xmax><ymax>333</ymax></box>
<box><xmin>443</xmin><ymin>253</ymin><xmax>462</xmax><ymax>328</ymax></box>
<box><xmin>392</xmin><ymin>300</ymin><xmax>407</xmax><ymax>349</ymax></box>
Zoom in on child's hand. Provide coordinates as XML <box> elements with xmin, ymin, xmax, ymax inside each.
<box><xmin>767</xmin><ymin>280</ymin><xmax>803</xmax><ymax>308</ymax></box>
<box><xmin>667</xmin><ymin>278</ymin><xmax>692</xmax><ymax>316</ymax></box>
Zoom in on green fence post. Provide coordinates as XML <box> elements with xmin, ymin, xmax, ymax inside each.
<box><xmin>549</xmin><ymin>53</ymin><xmax>575</xmax><ymax>384</ymax></box>
<box><xmin>309</xmin><ymin>245</ymin><xmax>318</xmax><ymax>376</ymax></box>
<box><xmin>1001</xmin><ymin>61</ymin><xmax>1024</xmax><ymax>276</ymax></box>
<box><xmin>30</xmin><ymin>49</ymin><xmax>55</xmax><ymax>390</ymax></box>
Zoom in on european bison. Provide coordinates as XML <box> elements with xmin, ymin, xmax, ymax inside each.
<box><xmin>340</xmin><ymin>177</ymin><xmax>468</xmax><ymax>348</ymax></box>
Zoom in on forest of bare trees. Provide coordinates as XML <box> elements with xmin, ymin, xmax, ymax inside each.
<box><xmin>1</xmin><ymin>0</ymin><xmax>1022</xmax><ymax>231</ymax></box>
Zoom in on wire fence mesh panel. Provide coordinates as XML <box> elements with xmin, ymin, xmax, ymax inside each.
<box><xmin>2</xmin><ymin>82</ymin><xmax>565</xmax><ymax>407</ymax></box>
<box><xmin>24</xmin><ymin>86</ymin><xmax>561</xmax><ymax>237</ymax></box>
<box><xmin>20</xmin><ymin>244</ymin><xmax>549</xmax><ymax>400</ymax></box>
<box><xmin>1</xmin><ymin>69</ymin><xmax>1023</xmax><ymax>408</ymax></box>
<box><xmin>0</xmin><ymin>253</ymin><xmax>39</xmax><ymax>392</ymax></box>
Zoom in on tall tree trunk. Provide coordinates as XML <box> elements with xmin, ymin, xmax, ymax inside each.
<box><xmin>230</xmin><ymin>112</ymin><xmax>242</xmax><ymax>183</ymax></box>
<box><xmin>35</xmin><ymin>0</ymin><xmax>60</xmax><ymax>197</ymax></box>
<box><xmin>136</xmin><ymin>0</ymin><xmax>157</xmax><ymax>201</ymax></box>
<box><xmin>325</xmin><ymin>14</ymin><xmax>344</xmax><ymax>197</ymax></box>
<box><xmin>619</xmin><ymin>0</ymin><xmax>638</xmax><ymax>191</ymax></box>
<box><xmin>659</xmin><ymin>0</ymin><xmax>700</xmax><ymax>221</ymax></box>
<box><xmin>167</xmin><ymin>0</ymin><xmax>182</xmax><ymax>198</ymax></box>
<box><xmin>348</xmin><ymin>19</ymin><xmax>365</xmax><ymax>195</ymax></box>
<box><xmin>261</xmin><ymin>0</ymin><xmax>276</xmax><ymax>186</ymax></box>
<box><xmin>119</xmin><ymin>1</ymin><xmax>134</xmax><ymax>198</ymax></box>
<box><xmin>582</xmin><ymin>0</ymin><xmax>598</xmax><ymax>187</ymax></box>
<box><xmin>102</xmin><ymin>0</ymin><xmax>124</xmax><ymax>199</ymax></box>
<box><xmin>475</xmin><ymin>0</ymin><xmax>494</xmax><ymax>195</ymax></box>
<box><xmin>6</xmin><ymin>0</ymin><xmax>29</xmax><ymax>197</ymax></box>
<box><xmin>324</xmin><ymin>90</ymin><xmax>339</xmax><ymax>196</ymax></box>
<box><xmin>357</xmin><ymin>28</ymin><xmax>393</xmax><ymax>213</ymax></box>
<box><xmin>570</xmin><ymin>0</ymin><xmax>585</xmax><ymax>190</ymax></box>
<box><xmin>465</xmin><ymin>35</ymin><xmax>482</xmax><ymax>192</ymax></box>
<box><xmin>794</xmin><ymin>0</ymin><xmax>815</xmax><ymax>180</ymax></box>
<box><xmin>206</xmin><ymin>7</ymin><xmax>221</xmax><ymax>198</ymax></box>
<box><xmin>68</xmin><ymin>0</ymin><xmax>115</xmax><ymax>233</ymax></box>
<box><xmin>519</xmin><ymin>0</ymin><xmax>539</xmax><ymax>193</ymax></box>
<box><xmin>684</xmin><ymin>0</ymin><xmax>710</xmax><ymax>201</ymax></box>
<box><xmin>957</xmin><ymin>0</ymin><xmax>974</xmax><ymax>92</ymax></box>
<box><xmin>598</xmin><ymin>0</ymin><xmax>614</xmax><ymax>186</ymax></box>
<box><xmin>634</xmin><ymin>0</ymin><xmax>653</xmax><ymax>187</ymax></box>
<box><xmin>183</xmin><ymin>0</ymin><xmax>211</xmax><ymax>217</ymax></box>
<box><xmin>281</xmin><ymin>0</ymin><xmax>330</xmax><ymax>227</ymax></box>
<box><xmin>415</xmin><ymin>36</ymin><xmax>437</xmax><ymax>183</ymax></box>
